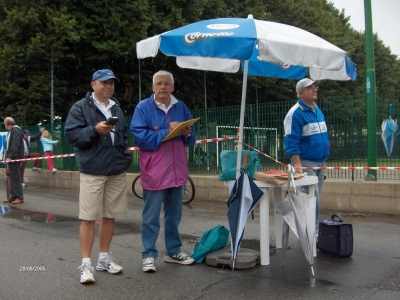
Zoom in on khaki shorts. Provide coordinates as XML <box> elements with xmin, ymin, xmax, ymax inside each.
<box><xmin>79</xmin><ymin>172</ymin><xmax>127</xmax><ymax>220</ymax></box>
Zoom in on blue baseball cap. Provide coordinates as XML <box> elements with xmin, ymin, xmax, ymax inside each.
<box><xmin>91</xmin><ymin>69</ymin><xmax>119</xmax><ymax>82</ymax></box>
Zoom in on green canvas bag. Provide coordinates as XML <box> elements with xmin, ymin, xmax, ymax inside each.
<box><xmin>218</xmin><ymin>150</ymin><xmax>261</xmax><ymax>181</ymax></box>
<box><xmin>190</xmin><ymin>225</ymin><xmax>230</xmax><ymax>264</ymax></box>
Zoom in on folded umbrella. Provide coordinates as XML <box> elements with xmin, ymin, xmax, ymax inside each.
<box><xmin>227</xmin><ymin>171</ymin><xmax>263</xmax><ymax>270</ymax></box>
<box><xmin>381</xmin><ymin>104</ymin><xmax>399</xmax><ymax>157</ymax></box>
<box><xmin>280</xmin><ymin>165</ymin><xmax>317</xmax><ymax>283</ymax></box>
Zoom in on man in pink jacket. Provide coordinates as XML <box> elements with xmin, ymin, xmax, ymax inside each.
<box><xmin>130</xmin><ymin>70</ymin><xmax>196</xmax><ymax>273</ymax></box>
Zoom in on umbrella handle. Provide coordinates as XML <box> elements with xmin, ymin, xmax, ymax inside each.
<box><xmin>286</xmin><ymin>164</ymin><xmax>296</xmax><ymax>193</ymax></box>
<box><xmin>390</xmin><ymin>104</ymin><xmax>393</xmax><ymax>118</ymax></box>
<box><xmin>242</xmin><ymin>153</ymin><xmax>249</xmax><ymax>170</ymax></box>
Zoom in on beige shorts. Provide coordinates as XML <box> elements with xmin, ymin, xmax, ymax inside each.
<box><xmin>79</xmin><ymin>172</ymin><xmax>127</xmax><ymax>220</ymax></box>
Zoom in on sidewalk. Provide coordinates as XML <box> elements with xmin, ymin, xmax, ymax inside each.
<box><xmin>1</xmin><ymin>184</ymin><xmax>400</xmax><ymax>299</ymax></box>
<box><xmin>2</xmin><ymin>169</ymin><xmax>399</xmax><ymax>215</ymax></box>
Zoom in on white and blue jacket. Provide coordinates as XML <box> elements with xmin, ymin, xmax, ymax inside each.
<box><xmin>284</xmin><ymin>99</ymin><xmax>330</xmax><ymax>162</ymax></box>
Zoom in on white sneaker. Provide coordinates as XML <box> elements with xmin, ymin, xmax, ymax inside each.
<box><xmin>78</xmin><ymin>262</ymin><xmax>95</xmax><ymax>284</ymax></box>
<box><xmin>164</xmin><ymin>252</ymin><xmax>194</xmax><ymax>265</ymax></box>
<box><xmin>32</xmin><ymin>167</ymin><xmax>41</xmax><ymax>171</ymax></box>
<box><xmin>22</xmin><ymin>183</ymin><xmax>27</xmax><ymax>189</ymax></box>
<box><xmin>51</xmin><ymin>168</ymin><xmax>57</xmax><ymax>173</ymax></box>
<box><xmin>142</xmin><ymin>257</ymin><xmax>156</xmax><ymax>272</ymax></box>
<box><xmin>96</xmin><ymin>252</ymin><xmax>123</xmax><ymax>274</ymax></box>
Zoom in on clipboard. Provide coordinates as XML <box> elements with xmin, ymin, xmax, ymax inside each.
<box><xmin>162</xmin><ymin>118</ymin><xmax>200</xmax><ymax>142</ymax></box>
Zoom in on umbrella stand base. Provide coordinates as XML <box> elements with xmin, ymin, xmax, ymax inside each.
<box><xmin>205</xmin><ymin>247</ymin><xmax>260</xmax><ymax>270</ymax></box>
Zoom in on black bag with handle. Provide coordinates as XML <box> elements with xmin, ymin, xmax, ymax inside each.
<box><xmin>317</xmin><ymin>213</ymin><xmax>353</xmax><ymax>257</ymax></box>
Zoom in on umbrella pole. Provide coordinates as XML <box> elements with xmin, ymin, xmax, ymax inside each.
<box><xmin>310</xmin><ymin>265</ymin><xmax>317</xmax><ymax>287</ymax></box>
<box><xmin>235</xmin><ymin>60</ymin><xmax>249</xmax><ymax>179</ymax></box>
<box><xmin>282</xmin><ymin>221</ymin><xmax>290</xmax><ymax>268</ymax></box>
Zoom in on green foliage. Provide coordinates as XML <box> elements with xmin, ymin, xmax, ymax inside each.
<box><xmin>0</xmin><ymin>0</ymin><xmax>80</xmax><ymax>124</ymax></box>
<box><xmin>0</xmin><ymin>0</ymin><xmax>399</xmax><ymax>126</ymax></box>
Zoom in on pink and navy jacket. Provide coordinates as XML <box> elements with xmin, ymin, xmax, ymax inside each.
<box><xmin>130</xmin><ymin>94</ymin><xmax>196</xmax><ymax>191</ymax></box>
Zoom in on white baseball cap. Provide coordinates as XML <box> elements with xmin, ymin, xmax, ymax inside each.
<box><xmin>296</xmin><ymin>78</ymin><xmax>320</xmax><ymax>93</ymax></box>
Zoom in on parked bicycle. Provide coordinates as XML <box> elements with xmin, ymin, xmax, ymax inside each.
<box><xmin>131</xmin><ymin>175</ymin><xmax>196</xmax><ymax>204</ymax></box>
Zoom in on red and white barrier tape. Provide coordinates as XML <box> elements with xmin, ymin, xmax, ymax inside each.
<box><xmin>1</xmin><ymin>153</ymin><xmax>76</xmax><ymax>163</ymax></box>
<box><xmin>196</xmin><ymin>137</ymin><xmax>234</xmax><ymax>144</ymax></box>
<box><xmin>239</xmin><ymin>141</ymin><xmax>287</xmax><ymax>167</ymax></box>
<box><xmin>3</xmin><ymin>135</ymin><xmax>399</xmax><ymax>170</ymax></box>
<box><xmin>1</xmin><ymin>136</ymin><xmax>236</xmax><ymax>163</ymax></box>
<box><xmin>304</xmin><ymin>166</ymin><xmax>400</xmax><ymax>171</ymax></box>
<box><xmin>239</xmin><ymin>141</ymin><xmax>400</xmax><ymax>171</ymax></box>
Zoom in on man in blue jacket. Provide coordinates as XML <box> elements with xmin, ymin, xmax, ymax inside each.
<box><xmin>65</xmin><ymin>69</ymin><xmax>132</xmax><ymax>284</ymax></box>
<box><xmin>283</xmin><ymin>78</ymin><xmax>330</xmax><ymax>221</ymax></box>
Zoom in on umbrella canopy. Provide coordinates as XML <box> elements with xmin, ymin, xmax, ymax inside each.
<box><xmin>280</xmin><ymin>165</ymin><xmax>317</xmax><ymax>279</ymax></box>
<box><xmin>381</xmin><ymin>104</ymin><xmax>399</xmax><ymax>157</ymax></box>
<box><xmin>136</xmin><ymin>14</ymin><xmax>357</xmax><ymax>178</ymax></box>
<box><xmin>227</xmin><ymin>172</ymin><xmax>263</xmax><ymax>270</ymax></box>
<box><xmin>137</xmin><ymin>15</ymin><xmax>357</xmax><ymax>80</ymax></box>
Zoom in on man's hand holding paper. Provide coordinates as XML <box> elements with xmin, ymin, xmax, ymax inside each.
<box><xmin>169</xmin><ymin>121</ymin><xmax>190</xmax><ymax>137</ymax></box>
<box><xmin>162</xmin><ymin>118</ymin><xmax>199</xmax><ymax>142</ymax></box>
<box><xmin>179</xmin><ymin>125</ymin><xmax>191</xmax><ymax>137</ymax></box>
<box><xmin>169</xmin><ymin>121</ymin><xmax>180</xmax><ymax>132</ymax></box>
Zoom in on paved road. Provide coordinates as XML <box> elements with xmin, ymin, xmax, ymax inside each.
<box><xmin>1</xmin><ymin>184</ymin><xmax>400</xmax><ymax>300</ymax></box>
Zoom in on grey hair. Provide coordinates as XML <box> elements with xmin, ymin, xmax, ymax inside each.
<box><xmin>153</xmin><ymin>70</ymin><xmax>174</xmax><ymax>84</ymax></box>
<box><xmin>4</xmin><ymin>117</ymin><xmax>15</xmax><ymax>126</ymax></box>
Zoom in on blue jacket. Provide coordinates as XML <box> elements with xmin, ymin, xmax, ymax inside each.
<box><xmin>64</xmin><ymin>92</ymin><xmax>132</xmax><ymax>175</ymax></box>
<box><xmin>41</xmin><ymin>138</ymin><xmax>57</xmax><ymax>152</ymax></box>
<box><xmin>130</xmin><ymin>94</ymin><xmax>196</xmax><ymax>191</ymax></box>
<box><xmin>284</xmin><ymin>99</ymin><xmax>330</xmax><ymax>162</ymax></box>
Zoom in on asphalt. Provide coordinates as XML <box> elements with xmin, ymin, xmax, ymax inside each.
<box><xmin>0</xmin><ymin>184</ymin><xmax>400</xmax><ymax>300</ymax></box>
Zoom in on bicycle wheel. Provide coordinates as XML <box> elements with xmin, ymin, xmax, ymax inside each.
<box><xmin>132</xmin><ymin>175</ymin><xmax>143</xmax><ymax>199</ymax></box>
<box><xmin>182</xmin><ymin>176</ymin><xmax>195</xmax><ymax>204</ymax></box>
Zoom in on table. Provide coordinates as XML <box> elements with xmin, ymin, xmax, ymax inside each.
<box><xmin>225</xmin><ymin>175</ymin><xmax>318</xmax><ymax>266</ymax></box>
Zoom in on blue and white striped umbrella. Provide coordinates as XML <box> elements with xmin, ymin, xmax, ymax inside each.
<box><xmin>137</xmin><ymin>14</ymin><xmax>357</xmax><ymax>176</ymax></box>
<box><xmin>137</xmin><ymin>14</ymin><xmax>356</xmax><ymax>80</ymax></box>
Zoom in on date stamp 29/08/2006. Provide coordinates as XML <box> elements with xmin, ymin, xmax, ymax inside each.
<box><xmin>20</xmin><ymin>266</ymin><xmax>46</xmax><ymax>272</ymax></box>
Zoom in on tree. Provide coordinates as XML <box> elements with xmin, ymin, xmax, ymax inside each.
<box><xmin>0</xmin><ymin>0</ymin><xmax>399</xmax><ymax>126</ymax></box>
<box><xmin>0</xmin><ymin>0</ymin><xmax>81</xmax><ymax>124</ymax></box>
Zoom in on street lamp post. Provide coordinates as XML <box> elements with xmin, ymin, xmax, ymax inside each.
<box><xmin>50</xmin><ymin>47</ymin><xmax>54</xmax><ymax>131</ymax></box>
<box><xmin>364</xmin><ymin>0</ymin><xmax>377</xmax><ymax>180</ymax></box>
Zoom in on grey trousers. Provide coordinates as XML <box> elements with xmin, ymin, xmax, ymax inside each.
<box><xmin>8</xmin><ymin>162</ymin><xmax>23</xmax><ymax>200</ymax></box>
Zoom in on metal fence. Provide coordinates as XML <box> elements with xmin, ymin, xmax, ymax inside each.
<box><xmin>18</xmin><ymin>93</ymin><xmax>400</xmax><ymax>181</ymax></box>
